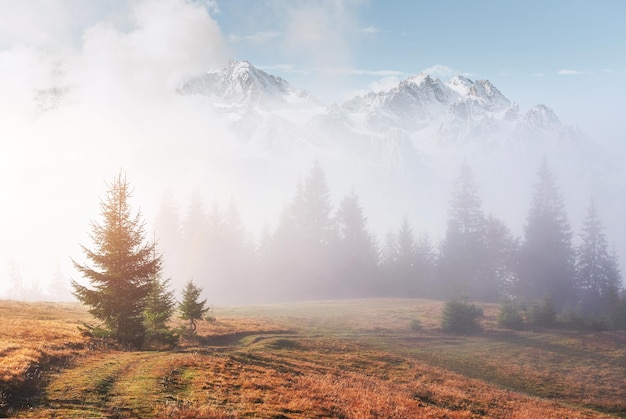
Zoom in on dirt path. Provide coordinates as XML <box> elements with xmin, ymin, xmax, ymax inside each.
<box><xmin>18</xmin><ymin>350</ymin><xmax>195</xmax><ymax>418</ymax></box>
<box><xmin>15</xmin><ymin>332</ymin><xmax>294</xmax><ymax>418</ymax></box>
<box><xmin>12</xmin><ymin>324</ymin><xmax>621</xmax><ymax>418</ymax></box>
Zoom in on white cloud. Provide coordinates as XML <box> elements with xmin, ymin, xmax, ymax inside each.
<box><xmin>319</xmin><ymin>67</ymin><xmax>403</xmax><ymax>76</ymax></box>
<box><xmin>283</xmin><ymin>5</ymin><xmax>350</xmax><ymax>67</ymax></box>
<box><xmin>420</xmin><ymin>64</ymin><xmax>465</xmax><ymax>80</ymax></box>
<box><xmin>279</xmin><ymin>0</ymin><xmax>371</xmax><ymax>70</ymax></box>
<box><xmin>369</xmin><ymin>75</ymin><xmax>401</xmax><ymax>92</ymax></box>
<box><xmin>191</xmin><ymin>0</ymin><xmax>220</xmax><ymax>14</ymax></box>
<box><xmin>0</xmin><ymin>0</ymin><xmax>234</xmax><ymax>293</ymax></box>
<box><xmin>602</xmin><ymin>68</ymin><xmax>614</xmax><ymax>73</ymax></box>
<box><xmin>256</xmin><ymin>63</ymin><xmax>403</xmax><ymax>78</ymax></box>
<box><xmin>0</xmin><ymin>0</ymin><xmax>227</xmax><ymax>106</ymax></box>
<box><xmin>532</xmin><ymin>72</ymin><xmax>546</xmax><ymax>77</ymax></box>
<box><xmin>71</xmin><ymin>0</ymin><xmax>227</xmax><ymax>100</ymax></box>
<box><xmin>214</xmin><ymin>0</ymin><xmax>373</xmax><ymax>102</ymax></box>
<box><xmin>229</xmin><ymin>31</ymin><xmax>280</xmax><ymax>45</ymax></box>
<box><xmin>362</xmin><ymin>25</ymin><xmax>380</xmax><ymax>34</ymax></box>
<box><xmin>0</xmin><ymin>1</ymin><xmax>138</xmax><ymax>50</ymax></box>
<box><xmin>557</xmin><ymin>69</ymin><xmax>583</xmax><ymax>75</ymax></box>
<box><xmin>257</xmin><ymin>63</ymin><xmax>311</xmax><ymax>75</ymax></box>
<box><xmin>341</xmin><ymin>75</ymin><xmax>401</xmax><ymax>101</ymax></box>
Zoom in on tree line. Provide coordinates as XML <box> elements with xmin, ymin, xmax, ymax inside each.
<box><xmin>73</xmin><ymin>161</ymin><xmax>626</xmax><ymax>347</ymax></box>
<box><xmin>156</xmin><ymin>160</ymin><xmax>623</xmax><ymax>315</ymax></box>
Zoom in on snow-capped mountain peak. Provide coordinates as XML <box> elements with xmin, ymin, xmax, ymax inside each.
<box><xmin>221</xmin><ymin>60</ymin><xmax>292</xmax><ymax>100</ymax></box>
<box><xmin>524</xmin><ymin>104</ymin><xmax>561</xmax><ymax>130</ymax></box>
<box><xmin>404</xmin><ymin>73</ymin><xmax>436</xmax><ymax>87</ymax></box>
<box><xmin>466</xmin><ymin>79</ymin><xmax>511</xmax><ymax>110</ymax></box>
<box><xmin>174</xmin><ymin>59</ymin><xmax>591</xmax><ymax>166</ymax></box>
<box><xmin>178</xmin><ymin>59</ymin><xmax>317</xmax><ymax>110</ymax></box>
<box><xmin>445</xmin><ymin>75</ymin><xmax>474</xmax><ymax>96</ymax></box>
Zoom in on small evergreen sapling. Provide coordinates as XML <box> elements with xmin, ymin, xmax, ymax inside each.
<box><xmin>143</xmin><ymin>276</ymin><xmax>177</xmax><ymax>345</ymax></box>
<box><xmin>179</xmin><ymin>280</ymin><xmax>209</xmax><ymax>334</ymax></box>
<box><xmin>441</xmin><ymin>298</ymin><xmax>483</xmax><ymax>334</ymax></box>
<box><xmin>498</xmin><ymin>300</ymin><xmax>525</xmax><ymax>330</ymax></box>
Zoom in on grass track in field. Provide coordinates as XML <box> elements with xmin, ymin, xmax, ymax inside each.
<box><xmin>3</xmin><ymin>299</ymin><xmax>626</xmax><ymax>418</ymax></box>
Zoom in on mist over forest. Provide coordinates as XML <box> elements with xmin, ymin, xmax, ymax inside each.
<box><xmin>1</xmin><ymin>1</ymin><xmax>625</xmax><ymax>316</ymax></box>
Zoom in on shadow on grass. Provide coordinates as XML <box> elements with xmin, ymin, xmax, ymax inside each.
<box><xmin>195</xmin><ymin>330</ymin><xmax>296</xmax><ymax>347</ymax></box>
<box><xmin>480</xmin><ymin>329</ymin><xmax>626</xmax><ymax>367</ymax></box>
<box><xmin>0</xmin><ymin>350</ymin><xmax>84</xmax><ymax>417</ymax></box>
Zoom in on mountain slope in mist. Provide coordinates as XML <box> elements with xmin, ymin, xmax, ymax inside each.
<box><xmin>39</xmin><ymin>58</ymin><xmax>603</xmax><ymax>179</ymax></box>
<box><xmin>172</xmin><ymin>61</ymin><xmax>617</xmax><ymax>238</ymax></box>
<box><xmin>16</xmin><ymin>58</ymin><xmax>624</xmax><ymax>303</ymax></box>
<box><xmin>177</xmin><ymin>60</ymin><xmax>606</xmax><ymax>173</ymax></box>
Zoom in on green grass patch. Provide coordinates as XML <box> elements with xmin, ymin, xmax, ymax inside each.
<box><xmin>6</xmin><ymin>299</ymin><xmax>626</xmax><ymax>418</ymax></box>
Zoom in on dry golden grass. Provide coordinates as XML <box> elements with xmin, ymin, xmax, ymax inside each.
<box><xmin>0</xmin><ymin>300</ymin><xmax>93</xmax><ymax>412</ymax></box>
<box><xmin>3</xmin><ymin>298</ymin><xmax>625</xmax><ymax>418</ymax></box>
<box><xmin>148</xmin><ymin>338</ymin><xmax>608</xmax><ymax>418</ymax></box>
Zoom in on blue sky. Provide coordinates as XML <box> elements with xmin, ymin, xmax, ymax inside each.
<box><xmin>214</xmin><ymin>0</ymin><xmax>626</xmax><ymax>140</ymax></box>
<box><xmin>0</xmin><ymin>0</ymin><xmax>623</xmax><ymax>138</ymax></box>
<box><xmin>0</xmin><ymin>0</ymin><xmax>624</xmax><ymax>293</ymax></box>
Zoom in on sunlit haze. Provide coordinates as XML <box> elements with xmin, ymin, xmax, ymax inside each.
<box><xmin>1</xmin><ymin>0</ymin><xmax>625</xmax><ymax>303</ymax></box>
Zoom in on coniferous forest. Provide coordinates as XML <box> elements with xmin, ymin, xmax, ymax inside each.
<box><xmin>152</xmin><ymin>159</ymin><xmax>625</xmax><ymax>330</ymax></box>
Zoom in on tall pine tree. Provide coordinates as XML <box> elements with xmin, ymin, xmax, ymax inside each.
<box><xmin>517</xmin><ymin>160</ymin><xmax>575</xmax><ymax>309</ymax></box>
<box><xmin>483</xmin><ymin>215</ymin><xmax>519</xmax><ymax>301</ymax></box>
<box><xmin>575</xmin><ymin>200</ymin><xmax>622</xmax><ymax>314</ymax></box>
<box><xmin>380</xmin><ymin>229</ymin><xmax>399</xmax><ymax>296</ymax></box>
<box><xmin>333</xmin><ymin>190</ymin><xmax>379</xmax><ymax>297</ymax></box>
<box><xmin>180</xmin><ymin>192</ymin><xmax>209</xmax><ymax>284</ymax></box>
<box><xmin>394</xmin><ymin>216</ymin><xmax>418</xmax><ymax>296</ymax></box>
<box><xmin>270</xmin><ymin>161</ymin><xmax>335</xmax><ymax>299</ymax></box>
<box><xmin>72</xmin><ymin>172</ymin><xmax>161</xmax><ymax>347</ymax></box>
<box><xmin>414</xmin><ymin>232</ymin><xmax>437</xmax><ymax>298</ymax></box>
<box><xmin>438</xmin><ymin>163</ymin><xmax>487</xmax><ymax>300</ymax></box>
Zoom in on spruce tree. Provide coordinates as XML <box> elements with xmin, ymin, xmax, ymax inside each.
<box><xmin>380</xmin><ymin>217</ymin><xmax>428</xmax><ymax>297</ymax></box>
<box><xmin>518</xmin><ymin>160</ymin><xmax>575</xmax><ymax>309</ymax></box>
<box><xmin>254</xmin><ymin>222</ymin><xmax>274</xmax><ymax>301</ymax></box>
<box><xmin>179</xmin><ymin>280</ymin><xmax>209</xmax><ymax>333</ymax></box>
<box><xmin>143</xmin><ymin>276</ymin><xmax>176</xmax><ymax>340</ymax></box>
<box><xmin>218</xmin><ymin>200</ymin><xmax>252</xmax><ymax>303</ymax></box>
<box><xmin>395</xmin><ymin>216</ymin><xmax>418</xmax><ymax>296</ymax></box>
<box><xmin>380</xmin><ymin>229</ymin><xmax>399</xmax><ymax>296</ymax></box>
<box><xmin>333</xmin><ymin>190</ymin><xmax>379</xmax><ymax>297</ymax></box>
<box><xmin>301</xmin><ymin>160</ymin><xmax>334</xmax><ymax>246</ymax></box>
<box><xmin>414</xmin><ymin>232</ymin><xmax>437</xmax><ymax>298</ymax></box>
<box><xmin>270</xmin><ymin>161</ymin><xmax>335</xmax><ymax>299</ymax></box>
<box><xmin>49</xmin><ymin>260</ymin><xmax>73</xmax><ymax>302</ymax></box>
<box><xmin>483</xmin><ymin>215</ymin><xmax>519</xmax><ymax>301</ymax></box>
<box><xmin>72</xmin><ymin>172</ymin><xmax>161</xmax><ymax>347</ymax></box>
<box><xmin>180</xmin><ymin>192</ymin><xmax>209</xmax><ymax>283</ymax></box>
<box><xmin>576</xmin><ymin>200</ymin><xmax>622</xmax><ymax>314</ymax></box>
<box><xmin>438</xmin><ymin>163</ymin><xmax>487</xmax><ymax>299</ymax></box>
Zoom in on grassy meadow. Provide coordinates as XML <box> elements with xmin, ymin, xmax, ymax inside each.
<box><xmin>1</xmin><ymin>298</ymin><xmax>625</xmax><ymax>418</ymax></box>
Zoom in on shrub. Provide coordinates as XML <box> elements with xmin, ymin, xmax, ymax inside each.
<box><xmin>441</xmin><ymin>298</ymin><xmax>483</xmax><ymax>334</ymax></box>
<box><xmin>585</xmin><ymin>315</ymin><xmax>610</xmax><ymax>331</ymax></box>
<box><xmin>527</xmin><ymin>298</ymin><xmax>556</xmax><ymax>327</ymax></box>
<box><xmin>556</xmin><ymin>310</ymin><xmax>586</xmax><ymax>330</ymax></box>
<box><xmin>610</xmin><ymin>292</ymin><xmax>626</xmax><ymax>330</ymax></box>
<box><xmin>410</xmin><ymin>318</ymin><xmax>423</xmax><ymax>331</ymax></box>
<box><xmin>557</xmin><ymin>310</ymin><xmax>611</xmax><ymax>331</ymax></box>
<box><xmin>498</xmin><ymin>301</ymin><xmax>524</xmax><ymax>330</ymax></box>
<box><xmin>145</xmin><ymin>328</ymin><xmax>180</xmax><ymax>348</ymax></box>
